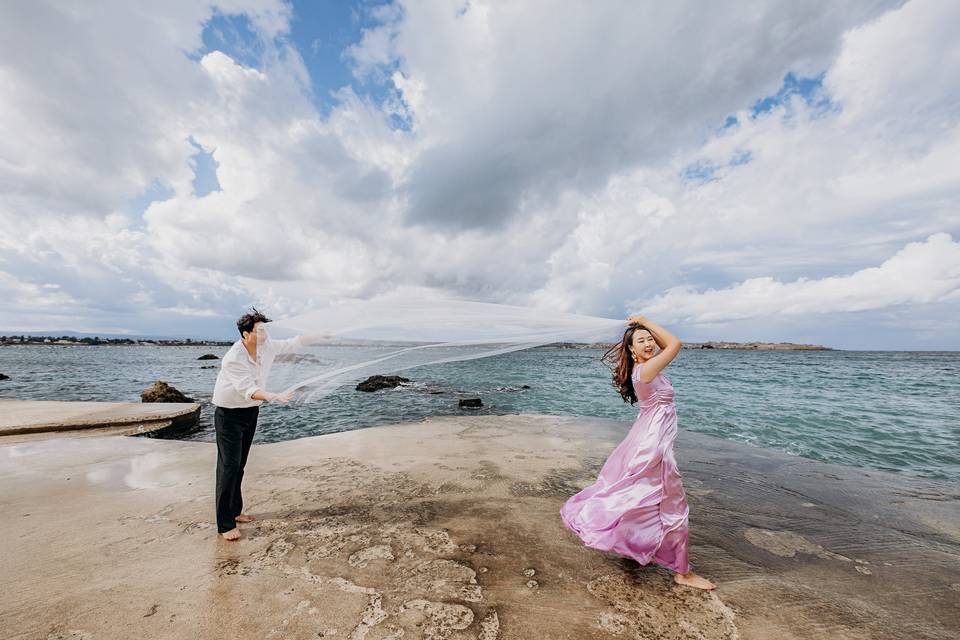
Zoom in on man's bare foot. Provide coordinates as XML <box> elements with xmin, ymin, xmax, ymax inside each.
<box><xmin>220</xmin><ymin>528</ymin><xmax>241</xmax><ymax>541</ymax></box>
<box><xmin>674</xmin><ymin>571</ymin><xmax>716</xmax><ymax>590</ymax></box>
<box><xmin>235</xmin><ymin>514</ymin><xmax>256</xmax><ymax>523</ymax></box>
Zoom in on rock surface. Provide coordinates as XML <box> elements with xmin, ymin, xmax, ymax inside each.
<box><xmin>1</xmin><ymin>415</ymin><xmax>957</xmax><ymax>639</ymax></box>
<box><xmin>685</xmin><ymin>341</ymin><xmax>831</xmax><ymax>350</ymax></box>
<box><xmin>197</xmin><ymin>354</ymin><xmax>219</xmax><ymax>360</ymax></box>
<box><xmin>140</xmin><ymin>380</ymin><xmax>195</xmax><ymax>403</ymax></box>
<box><xmin>0</xmin><ymin>373</ymin><xmax>8</xmax><ymax>380</ymax></box>
<box><xmin>459</xmin><ymin>398</ymin><xmax>483</xmax><ymax>409</ymax></box>
<box><xmin>355</xmin><ymin>375</ymin><xmax>411</xmax><ymax>392</ymax></box>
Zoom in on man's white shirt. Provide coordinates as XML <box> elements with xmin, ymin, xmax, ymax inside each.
<box><xmin>212</xmin><ymin>335</ymin><xmax>306</xmax><ymax>408</ymax></box>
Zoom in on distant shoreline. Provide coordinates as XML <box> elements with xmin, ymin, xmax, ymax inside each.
<box><xmin>0</xmin><ymin>335</ymin><xmax>232</xmax><ymax>347</ymax></box>
<box><xmin>545</xmin><ymin>341</ymin><xmax>833</xmax><ymax>351</ymax></box>
<box><xmin>2</xmin><ymin>334</ymin><xmax>831</xmax><ymax>350</ymax></box>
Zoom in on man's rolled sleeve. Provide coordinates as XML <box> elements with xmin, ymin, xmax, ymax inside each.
<box><xmin>225</xmin><ymin>360</ymin><xmax>260</xmax><ymax>401</ymax></box>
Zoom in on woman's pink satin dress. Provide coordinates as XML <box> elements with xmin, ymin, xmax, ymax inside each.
<box><xmin>560</xmin><ymin>362</ymin><xmax>690</xmax><ymax>574</ymax></box>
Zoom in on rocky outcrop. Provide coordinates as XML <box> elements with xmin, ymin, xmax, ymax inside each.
<box><xmin>356</xmin><ymin>375</ymin><xmax>411</xmax><ymax>392</ymax></box>
<box><xmin>141</xmin><ymin>380</ymin><xmax>195</xmax><ymax>403</ymax></box>
<box><xmin>197</xmin><ymin>354</ymin><xmax>219</xmax><ymax>360</ymax></box>
<box><xmin>0</xmin><ymin>373</ymin><xmax>9</xmax><ymax>380</ymax></box>
<box><xmin>684</xmin><ymin>341</ymin><xmax>831</xmax><ymax>350</ymax></box>
<box><xmin>275</xmin><ymin>353</ymin><xmax>324</xmax><ymax>364</ymax></box>
<box><xmin>459</xmin><ymin>398</ymin><xmax>483</xmax><ymax>409</ymax></box>
<box><xmin>548</xmin><ymin>341</ymin><xmax>832</xmax><ymax>350</ymax></box>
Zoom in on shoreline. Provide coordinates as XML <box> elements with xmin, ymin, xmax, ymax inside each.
<box><xmin>2</xmin><ymin>336</ymin><xmax>832</xmax><ymax>350</ymax></box>
<box><xmin>1</xmin><ymin>414</ymin><xmax>956</xmax><ymax>639</ymax></box>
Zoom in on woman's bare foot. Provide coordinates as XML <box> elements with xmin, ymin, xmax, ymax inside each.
<box><xmin>674</xmin><ymin>571</ymin><xmax>716</xmax><ymax>590</ymax></box>
<box><xmin>220</xmin><ymin>528</ymin><xmax>241</xmax><ymax>541</ymax></box>
<box><xmin>235</xmin><ymin>514</ymin><xmax>256</xmax><ymax>523</ymax></box>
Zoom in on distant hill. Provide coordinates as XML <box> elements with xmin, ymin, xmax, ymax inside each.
<box><xmin>2</xmin><ymin>330</ymin><xmax>232</xmax><ymax>342</ymax></box>
<box><xmin>1</xmin><ymin>333</ymin><xmax>231</xmax><ymax>347</ymax></box>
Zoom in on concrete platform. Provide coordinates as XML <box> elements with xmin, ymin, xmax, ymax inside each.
<box><xmin>0</xmin><ymin>400</ymin><xmax>201</xmax><ymax>441</ymax></box>
<box><xmin>0</xmin><ymin>415</ymin><xmax>957</xmax><ymax>639</ymax></box>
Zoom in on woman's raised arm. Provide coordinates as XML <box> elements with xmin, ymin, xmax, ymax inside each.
<box><xmin>627</xmin><ymin>315</ymin><xmax>682</xmax><ymax>384</ymax></box>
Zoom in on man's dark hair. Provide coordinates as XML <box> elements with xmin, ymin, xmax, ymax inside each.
<box><xmin>237</xmin><ymin>307</ymin><xmax>271</xmax><ymax>337</ymax></box>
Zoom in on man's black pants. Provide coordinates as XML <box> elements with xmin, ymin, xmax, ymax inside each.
<box><xmin>215</xmin><ymin>405</ymin><xmax>259</xmax><ymax>533</ymax></box>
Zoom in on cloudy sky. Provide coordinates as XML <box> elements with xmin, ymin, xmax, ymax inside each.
<box><xmin>2</xmin><ymin>0</ymin><xmax>958</xmax><ymax>348</ymax></box>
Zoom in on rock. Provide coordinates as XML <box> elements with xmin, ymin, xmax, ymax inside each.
<box><xmin>458</xmin><ymin>398</ymin><xmax>483</xmax><ymax>409</ymax></box>
<box><xmin>141</xmin><ymin>380</ymin><xmax>195</xmax><ymax>403</ymax></box>
<box><xmin>355</xmin><ymin>375</ymin><xmax>411</xmax><ymax>392</ymax></box>
<box><xmin>275</xmin><ymin>353</ymin><xmax>324</xmax><ymax>364</ymax></box>
<box><xmin>200</xmin><ymin>365</ymin><xmax>216</xmax><ymax>369</ymax></box>
<box><xmin>521</xmin><ymin>384</ymin><xmax>531</xmax><ymax>389</ymax></box>
<box><xmin>700</xmin><ymin>343</ymin><xmax>715</xmax><ymax>349</ymax></box>
<box><xmin>197</xmin><ymin>354</ymin><xmax>219</xmax><ymax>360</ymax></box>
<box><xmin>0</xmin><ymin>373</ymin><xmax>9</xmax><ymax>380</ymax></box>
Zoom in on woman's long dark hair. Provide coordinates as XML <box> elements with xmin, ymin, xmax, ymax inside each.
<box><xmin>602</xmin><ymin>324</ymin><xmax>641</xmax><ymax>404</ymax></box>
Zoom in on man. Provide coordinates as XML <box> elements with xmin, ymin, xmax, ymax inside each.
<box><xmin>211</xmin><ymin>308</ymin><xmax>312</xmax><ymax>541</ymax></box>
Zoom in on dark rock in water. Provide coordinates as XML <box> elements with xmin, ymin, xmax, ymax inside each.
<box><xmin>700</xmin><ymin>343</ymin><xmax>716</xmax><ymax>349</ymax></box>
<box><xmin>141</xmin><ymin>380</ymin><xmax>195</xmax><ymax>403</ymax></box>
<box><xmin>276</xmin><ymin>353</ymin><xmax>324</xmax><ymax>364</ymax></box>
<box><xmin>197</xmin><ymin>354</ymin><xmax>219</xmax><ymax>360</ymax></box>
<box><xmin>0</xmin><ymin>373</ymin><xmax>9</xmax><ymax>380</ymax></box>
<box><xmin>356</xmin><ymin>375</ymin><xmax>411</xmax><ymax>392</ymax></box>
<box><xmin>200</xmin><ymin>365</ymin><xmax>216</xmax><ymax>369</ymax></box>
<box><xmin>521</xmin><ymin>384</ymin><xmax>530</xmax><ymax>389</ymax></box>
<box><xmin>459</xmin><ymin>398</ymin><xmax>483</xmax><ymax>409</ymax></box>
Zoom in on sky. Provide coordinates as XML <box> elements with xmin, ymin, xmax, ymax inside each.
<box><xmin>1</xmin><ymin>0</ymin><xmax>958</xmax><ymax>348</ymax></box>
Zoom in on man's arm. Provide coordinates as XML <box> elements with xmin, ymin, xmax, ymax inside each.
<box><xmin>251</xmin><ymin>389</ymin><xmax>292</xmax><ymax>403</ymax></box>
<box><xmin>223</xmin><ymin>359</ymin><xmax>261</xmax><ymax>401</ymax></box>
<box><xmin>272</xmin><ymin>332</ymin><xmax>332</xmax><ymax>355</ymax></box>
<box><xmin>223</xmin><ymin>360</ymin><xmax>292</xmax><ymax>403</ymax></box>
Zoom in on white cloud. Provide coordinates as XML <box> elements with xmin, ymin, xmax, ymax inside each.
<box><xmin>637</xmin><ymin>233</ymin><xmax>960</xmax><ymax>322</ymax></box>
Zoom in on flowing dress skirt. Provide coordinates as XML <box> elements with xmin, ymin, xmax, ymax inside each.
<box><xmin>560</xmin><ymin>371</ymin><xmax>690</xmax><ymax>574</ymax></box>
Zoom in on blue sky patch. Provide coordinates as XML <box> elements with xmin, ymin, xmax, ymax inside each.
<box><xmin>189</xmin><ymin>139</ymin><xmax>221</xmax><ymax>197</ymax></box>
<box><xmin>127</xmin><ymin>179</ymin><xmax>174</xmax><ymax>219</ymax></box>
<box><xmin>194</xmin><ymin>10</ymin><xmax>268</xmax><ymax>70</ymax></box>
<box><xmin>192</xmin><ymin>2</ymin><xmax>405</xmax><ymax>123</ymax></box>
<box><xmin>681</xmin><ymin>160</ymin><xmax>720</xmax><ymax>185</ymax></box>
<box><xmin>751</xmin><ymin>71</ymin><xmax>833</xmax><ymax>116</ymax></box>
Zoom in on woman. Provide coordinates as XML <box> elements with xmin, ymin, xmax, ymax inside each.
<box><xmin>560</xmin><ymin>314</ymin><xmax>715</xmax><ymax>590</ymax></box>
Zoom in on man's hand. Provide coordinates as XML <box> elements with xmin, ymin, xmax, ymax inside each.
<box><xmin>264</xmin><ymin>391</ymin><xmax>294</xmax><ymax>403</ymax></box>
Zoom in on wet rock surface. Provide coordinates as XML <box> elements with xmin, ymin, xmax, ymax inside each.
<box><xmin>197</xmin><ymin>354</ymin><xmax>219</xmax><ymax>360</ymax></box>
<box><xmin>356</xmin><ymin>375</ymin><xmax>412</xmax><ymax>392</ymax></box>
<box><xmin>1</xmin><ymin>415</ymin><xmax>957</xmax><ymax>639</ymax></box>
<box><xmin>140</xmin><ymin>380</ymin><xmax>194</xmax><ymax>403</ymax></box>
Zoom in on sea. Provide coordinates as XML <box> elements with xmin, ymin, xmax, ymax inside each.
<box><xmin>1</xmin><ymin>345</ymin><xmax>957</xmax><ymax>480</ymax></box>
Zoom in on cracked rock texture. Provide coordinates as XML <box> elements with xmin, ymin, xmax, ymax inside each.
<box><xmin>1</xmin><ymin>415</ymin><xmax>958</xmax><ymax>639</ymax></box>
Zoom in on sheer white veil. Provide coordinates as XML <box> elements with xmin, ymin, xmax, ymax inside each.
<box><xmin>263</xmin><ymin>296</ymin><xmax>625</xmax><ymax>402</ymax></box>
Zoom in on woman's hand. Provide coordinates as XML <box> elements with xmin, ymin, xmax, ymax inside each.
<box><xmin>627</xmin><ymin>314</ymin><xmax>647</xmax><ymax>326</ymax></box>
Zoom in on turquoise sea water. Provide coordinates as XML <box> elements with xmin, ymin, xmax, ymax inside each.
<box><xmin>1</xmin><ymin>345</ymin><xmax>957</xmax><ymax>480</ymax></box>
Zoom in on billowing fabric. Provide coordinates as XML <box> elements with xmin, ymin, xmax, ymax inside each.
<box><xmin>560</xmin><ymin>362</ymin><xmax>690</xmax><ymax>574</ymax></box>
